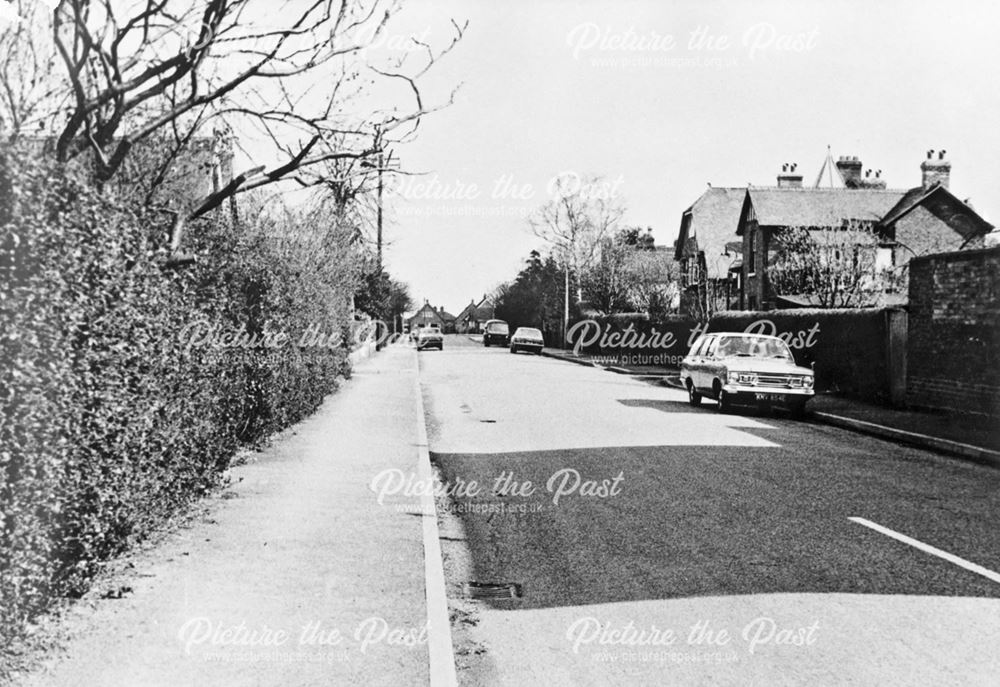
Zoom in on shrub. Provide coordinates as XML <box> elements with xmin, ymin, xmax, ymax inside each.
<box><xmin>0</xmin><ymin>147</ymin><xmax>356</xmax><ymax>658</ymax></box>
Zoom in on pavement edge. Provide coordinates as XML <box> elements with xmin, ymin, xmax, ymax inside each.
<box><xmin>413</xmin><ymin>350</ymin><xmax>460</xmax><ymax>687</ymax></box>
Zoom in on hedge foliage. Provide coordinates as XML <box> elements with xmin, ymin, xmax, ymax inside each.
<box><xmin>0</xmin><ymin>148</ymin><xmax>356</xmax><ymax>654</ymax></box>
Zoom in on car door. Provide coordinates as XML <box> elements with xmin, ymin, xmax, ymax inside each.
<box><xmin>702</xmin><ymin>336</ymin><xmax>723</xmax><ymax>392</ymax></box>
<box><xmin>689</xmin><ymin>335</ymin><xmax>714</xmax><ymax>392</ymax></box>
<box><xmin>681</xmin><ymin>335</ymin><xmax>703</xmax><ymax>388</ymax></box>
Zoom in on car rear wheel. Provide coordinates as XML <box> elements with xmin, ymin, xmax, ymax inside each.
<box><xmin>509</xmin><ymin>346</ymin><xmax>517</xmax><ymax>354</ymax></box>
<box><xmin>687</xmin><ymin>382</ymin><xmax>702</xmax><ymax>406</ymax></box>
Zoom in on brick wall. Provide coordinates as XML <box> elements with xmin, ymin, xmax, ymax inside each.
<box><xmin>907</xmin><ymin>246</ymin><xmax>1000</xmax><ymax>416</ymax></box>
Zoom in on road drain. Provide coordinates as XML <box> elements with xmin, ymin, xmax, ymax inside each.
<box><xmin>463</xmin><ymin>582</ymin><xmax>522</xmax><ymax>600</ymax></box>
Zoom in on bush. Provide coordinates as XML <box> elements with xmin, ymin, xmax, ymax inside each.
<box><xmin>0</xmin><ymin>148</ymin><xmax>355</xmax><ymax>657</ymax></box>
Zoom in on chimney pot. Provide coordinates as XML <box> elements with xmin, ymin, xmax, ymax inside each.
<box><xmin>836</xmin><ymin>155</ymin><xmax>864</xmax><ymax>188</ymax></box>
<box><xmin>921</xmin><ymin>153</ymin><xmax>951</xmax><ymax>190</ymax></box>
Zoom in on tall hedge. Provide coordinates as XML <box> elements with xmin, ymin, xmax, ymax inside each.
<box><xmin>0</xmin><ymin>149</ymin><xmax>354</xmax><ymax>656</ymax></box>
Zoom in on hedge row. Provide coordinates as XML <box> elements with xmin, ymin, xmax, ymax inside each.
<box><xmin>0</xmin><ymin>149</ymin><xmax>355</xmax><ymax>655</ymax></box>
<box><xmin>567</xmin><ymin>308</ymin><xmax>894</xmax><ymax>398</ymax></box>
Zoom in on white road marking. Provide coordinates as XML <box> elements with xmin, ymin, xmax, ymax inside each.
<box><xmin>414</xmin><ymin>355</ymin><xmax>459</xmax><ymax>687</ymax></box>
<box><xmin>850</xmin><ymin>517</ymin><xmax>1000</xmax><ymax>584</ymax></box>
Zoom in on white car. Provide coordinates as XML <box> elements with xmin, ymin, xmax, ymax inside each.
<box><xmin>415</xmin><ymin>324</ymin><xmax>443</xmax><ymax>351</ymax></box>
<box><xmin>509</xmin><ymin>327</ymin><xmax>544</xmax><ymax>354</ymax></box>
<box><xmin>680</xmin><ymin>332</ymin><xmax>814</xmax><ymax>416</ymax></box>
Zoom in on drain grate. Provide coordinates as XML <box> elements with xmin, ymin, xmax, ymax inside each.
<box><xmin>463</xmin><ymin>582</ymin><xmax>523</xmax><ymax>600</ymax></box>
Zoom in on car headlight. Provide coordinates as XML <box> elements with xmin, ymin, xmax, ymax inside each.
<box><xmin>803</xmin><ymin>376</ymin><xmax>814</xmax><ymax>388</ymax></box>
<box><xmin>728</xmin><ymin>372</ymin><xmax>757</xmax><ymax>385</ymax></box>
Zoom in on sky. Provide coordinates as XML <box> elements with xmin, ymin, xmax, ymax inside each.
<box><xmin>343</xmin><ymin>0</ymin><xmax>1000</xmax><ymax>313</ymax></box>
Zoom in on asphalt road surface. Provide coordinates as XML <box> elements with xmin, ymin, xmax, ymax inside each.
<box><xmin>419</xmin><ymin>334</ymin><xmax>1000</xmax><ymax>686</ymax></box>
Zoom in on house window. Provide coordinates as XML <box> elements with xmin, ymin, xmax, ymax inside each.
<box><xmin>686</xmin><ymin>257</ymin><xmax>701</xmax><ymax>286</ymax></box>
<box><xmin>875</xmin><ymin>246</ymin><xmax>894</xmax><ymax>270</ymax></box>
<box><xmin>748</xmin><ymin>229</ymin><xmax>757</xmax><ymax>274</ymax></box>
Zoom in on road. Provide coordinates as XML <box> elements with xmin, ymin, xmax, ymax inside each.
<box><xmin>419</xmin><ymin>334</ymin><xmax>1000</xmax><ymax>686</ymax></box>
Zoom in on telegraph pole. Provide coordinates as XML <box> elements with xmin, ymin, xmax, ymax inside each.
<box><xmin>376</xmin><ymin>150</ymin><xmax>384</xmax><ymax>271</ymax></box>
<box><xmin>564</xmin><ymin>264</ymin><xmax>570</xmax><ymax>350</ymax></box>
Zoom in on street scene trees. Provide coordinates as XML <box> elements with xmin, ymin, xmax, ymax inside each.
<box><xmin>2</xmin><ymin>2</ymin><xmax>999</xmax><ymax>686</ymax></box>
<box><xmin>0</xmin><ymin>0</ymin><xmax>462</xmax><ymax>664</ymax></box>
<box><xmin>767</xmin><ymin>224</ymin><xmax>904</xmax><ymax>308</ymax></box>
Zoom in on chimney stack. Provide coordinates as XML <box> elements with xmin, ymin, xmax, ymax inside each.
<box><xmin>836</xmin><ymin>155</ymin><xmax>863</xmax><ymax>188</ymax></box>
<box><xmin>777</xmin><ymin>161</ymin><xmax>803</xmax><ymax>188</ymax></box>
<box><xmin>921</xmin><ymin>149</ymin><xmax>950</xmax><ymax>190</ymax></box>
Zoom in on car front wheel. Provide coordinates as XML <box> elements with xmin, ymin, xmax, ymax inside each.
<box><xmin>716</xmin><ymin>388</ymin><xmax>731</xmax><ymax>413</ymax></box>
<box><xmin>687</xmin><ymin>383</ymin><xmax>702</xmax><ymax>406</ymax></box>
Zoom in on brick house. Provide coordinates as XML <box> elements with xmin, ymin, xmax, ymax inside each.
<box><xmin>407</xmin><ymin>301</ymin><xmax>451</xmax><ymax>332</ymax></box>
<box><xmin>674</xmin><ymin>186</ymin><xmax>747</xmax><ymax>315</ymax></box>
<box><xmin>737</xmin><ymin>151</ymin><xmax>993</xmax><ymax>310</ymax></box>
<box><xmin>455</xmin><ymin>295</ymin><xmax>495</xmax><ymax>333</ymax></box>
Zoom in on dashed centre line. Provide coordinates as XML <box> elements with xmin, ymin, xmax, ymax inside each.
<box><xmin>850</xmin><ymin>516</ymin><xmax>1000</xmax><ymax>585</ymax></box>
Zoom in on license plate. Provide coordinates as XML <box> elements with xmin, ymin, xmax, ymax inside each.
<box><xmin>754</xmin><ymin>393</ymin><xmax>784</xmax><ymax>402</ymax></box>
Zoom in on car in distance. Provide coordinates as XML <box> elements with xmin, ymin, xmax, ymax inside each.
<box><xmin>482</xmin><ymin>319</ymin><xmax>510</xmax><ymax>347</ymax></box>
<box><xmin>509</xmin><ymin>327</ymin><xmax>544</xmax><ymax>354</ymax></box>
<box><xmin>416</xmin><ymin>324</ymin><xmax>443</xmax><ymax>351</ymax></box>
<box><xmin>680</xmin><ymin>333</ymin><xmax>814</xmax><ymax>416</ymax></box>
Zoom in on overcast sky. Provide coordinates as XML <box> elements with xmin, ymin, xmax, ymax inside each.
<box><xmin>367</xmin><ymin>0</ymin><xmax>1000</xmax><ymax>313</ymax></box>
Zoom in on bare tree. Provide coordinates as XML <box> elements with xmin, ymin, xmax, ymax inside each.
<box><xmin>530</xmin><ymin>173</ymin><xmax>625</xmax><ymax>301</ymax></box>
<box><xmin>623</xmin><ymin>246</ymin><xmax>679</xmax><ymax>316</ymax></box>
<box><xmin>767</xmin><ymin>222</ymin><xmax>903</xmax><ymax>308</ymax></box>
<box><xmin>0</xmin><ymin>1</ymin><xmax>67</xmax><ymax>136</ymax></box>
<box><xmin>4</xmin><ymin>0</ymin><xmax>465</xmax><ymax>259</ymax></box>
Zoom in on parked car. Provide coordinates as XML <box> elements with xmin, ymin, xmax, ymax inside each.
<box><xmin>482</xmin><ymin>319</ymin><xmax>509</xmax><ymax>347</ymax></box>
<box><xmin>680</xmin><ymin>332</ymin><xmax>814</xmax><ymax>416</ymax></box>
<box><xmin>416</xmin><ymin>324</ymin><xmax>443</xmax><ymax>351</ymax></box>
<box><xmin>509</xmin><ymin>327</ymin><xmax>544</xmax><ymax>354</ymax></box>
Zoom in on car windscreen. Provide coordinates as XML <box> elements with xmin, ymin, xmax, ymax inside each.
<box><xmin>487</xmin><ymin>323</ymin><xmax>509</xmax><ymax>334</ymax></box>
<box><xmin>517</xmin><ymin>328</ymin><xmax>542</xmax><ymax>338</ymax></box>
<box><xmin>716</xmin><ymin>335</ymin><xmax>793</xmax><ymax>360</ymax></box>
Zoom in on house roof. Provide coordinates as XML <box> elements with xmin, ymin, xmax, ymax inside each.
<box><xmin>455</xmin><ymin>302</ymin><xmax>478</xmax><ymax>322</ymax></box>
<box><xmin>877</xmin><ymin>182</ymin><xmax>994</xmax><ymax>237</ymax></box>
<box><xmin>738</xmin><ymin>187</ymin><xmax>907</xmax><ymax>233</ymax></box>
<box><xmin>674</xmin><ymin>186</ymin><xmax>747</xmax><ymax>279</ymax></box>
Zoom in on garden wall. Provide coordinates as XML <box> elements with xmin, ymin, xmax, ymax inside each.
<box><xmin>907</xmin><ymin>246</ymin><xmax>1000</xmax><ymax>417</ymax></box>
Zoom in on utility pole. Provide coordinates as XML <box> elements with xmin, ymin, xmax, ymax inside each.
<box><xmin>364</xmin><ymin>148</ymin><xmax>397</xmax><ymax>349</ymax></box>
<box><xmin>372</xmin><ymin>149</ymin><xmax>399</xmax><ymax>271</ymax></box>
<box><xmin>563</xmin><ymin>264</ymin><xmax>570</xmax><ymax>350</ymax></box>
<box><xmin>376</xmin><ymin>150</ymin><xmax>384</xmax><ymax>271</ymax></box>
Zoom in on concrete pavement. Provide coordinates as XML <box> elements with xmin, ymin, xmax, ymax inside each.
<box><xmin>17</xmin><ymin>344</ymin><xmax>442</xmax><ymax>687</ymax></box>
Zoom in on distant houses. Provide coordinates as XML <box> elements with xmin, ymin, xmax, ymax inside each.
<box><xmin>407</xmin><ymin>301</ymin><xmax>456</xmax><ymax>333</ymax></box>
<box><xmin>455</xmin><ymin>294</ymin><xmax>495</xmax><ymax>333</ymax></box>
<box><xmin>674</xmin><ymin>149</ymin><xmax>993</xmax><ymax>312</ymax></box>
